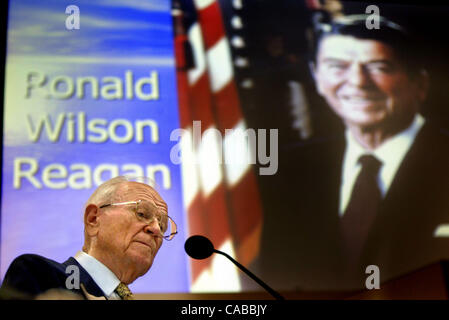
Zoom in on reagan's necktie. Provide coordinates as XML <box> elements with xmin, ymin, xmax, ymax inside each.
<box><xmin>341</xmin><ymin>154</ymin><xmax>383</xmax><ymax>268</ymax></box>
<box><xmin>115</xmin><ymin>282</ymin><xmax>134</xmax><ymax>300</ymax></box>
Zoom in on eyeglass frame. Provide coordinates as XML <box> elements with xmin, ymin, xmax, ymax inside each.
<box><xmin>99</xmin><ymin>200</ymin><xmax>178</xmax><ymax>240</ymax></box>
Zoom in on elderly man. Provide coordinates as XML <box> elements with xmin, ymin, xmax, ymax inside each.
<box><xmin>258</xmin><ymin>14</ymin><xmax>449</xmax><ymax>291</ymax></box>
<box><xmin>1</xmin><ymin>176</ymin><xmax>177</xmax><ymax>299</ymax></box>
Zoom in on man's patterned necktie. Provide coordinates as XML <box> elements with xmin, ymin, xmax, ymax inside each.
<box><xmin>115</xmin><ymin>282</ymin><xmax>134</xmax><ymax>300</ymax></box>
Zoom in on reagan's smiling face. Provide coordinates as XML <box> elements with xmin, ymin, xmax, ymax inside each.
<box><xmin>314</xmin><ymin>35</ymin><xmax>427</xmax><ymax>131</ymax></box>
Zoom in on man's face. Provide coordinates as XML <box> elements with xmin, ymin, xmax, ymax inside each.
<box><xmin>95</xmin><ymin>182</ymin><xmax>167</xmax><ymax>279</ymax></box>
<box><xmin>314</xmin><ymin>35</ymin><xmax>427</xmax><ymax>131</ymax></box>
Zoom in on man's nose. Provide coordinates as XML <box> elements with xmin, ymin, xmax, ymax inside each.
<box><xmin>144</xmin><ymin>220</ymin><xmax>162</xmax><ymax>237</ymax></box>
<box><xmin>347</xmin><ymin>63</ymin><xmax>372</xmax><ymax>87</ymax></box>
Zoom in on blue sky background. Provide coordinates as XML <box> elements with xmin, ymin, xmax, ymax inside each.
<box><xmin>2</xmin><ymin>0</ymin><xmax>190</xmax><ymax>293</ymax></box>
<box><xmin>8</xmin><ymin>0</ymin><xmax>174</xmax><ymax>57</ymax></box>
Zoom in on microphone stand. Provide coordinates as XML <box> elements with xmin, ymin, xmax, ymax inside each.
<box><xmin>213</xmin><ymin>249</ymin><xmax>285</xmax><ymax>300</ymax></box>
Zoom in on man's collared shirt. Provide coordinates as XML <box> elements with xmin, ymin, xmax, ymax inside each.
<box><xmin>339</xmin><ymin>114</ymin><xmax>425</xmax><ymax>216</ymax></box>
<box><xmin>74</xmin><ymin>251</ymin><xmax>121</xmax><ymax>299</ymax></box>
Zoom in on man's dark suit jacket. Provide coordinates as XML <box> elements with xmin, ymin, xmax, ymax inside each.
<box><xmin>257</xmin><ymin>121</ymin><xmax>449</xmax><ymax>291</ymax></box>
<box><xmin>0</xmin><ymin>254</ymin><xmax>106</xmax><ymax>299</ymax></box>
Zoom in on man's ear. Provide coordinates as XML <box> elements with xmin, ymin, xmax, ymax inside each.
<box><xmin>84</xmin><ymin>204</ymin><xmax>100</xmax><ymax>237</ymax></box>
<box><xmin>309</xmin><ymin>61</ymin><xmax>324</xmax><ymax>96</ymax></box>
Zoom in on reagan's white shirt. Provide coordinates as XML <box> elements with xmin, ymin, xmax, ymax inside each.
<box><xmin>339</xmin><ymin>114</ymin><xmax>425</xmax><ymax>216</ymax></box>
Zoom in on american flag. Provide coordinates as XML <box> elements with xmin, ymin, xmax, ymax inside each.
<box><xmin>172</xmin><ymin>0</ymin><xmax>263</xmax><ymax>292</ymax></box>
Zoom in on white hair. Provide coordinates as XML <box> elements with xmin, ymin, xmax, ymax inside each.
<box><xmin>84</xmin><ymin>175</ymin><xmax>158</xmax><ymax>209</ymax></box>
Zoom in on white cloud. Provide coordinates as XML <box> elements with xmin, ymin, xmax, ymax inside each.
<box><xmin>94</xmin><ymin>0</ymin><xmax>169</xmax><ymax>12</ymax></box>
<box><xmin>8</xmin><ymin>5</ymin><xmax>173</xmax><ymax>55</ymax></box>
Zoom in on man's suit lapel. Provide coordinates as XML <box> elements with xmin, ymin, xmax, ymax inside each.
<box><xmin>312</xmin><ymin>135</ymin><xmax>346</xmax><ymax>245</ymax></box>
<box><xmin>302</xmin><ymin>135</ymin><xmax>347</xmax><ymax>269</ymax></box>
<box><xmin>308</xmin><ymin>134</ymin><xmax>348</xmax><ymax>282</ymax></box>
<box><xmin>62</xmin><ymin>257</ymin><xmax>107</xmax><ymax>299</ymax></box>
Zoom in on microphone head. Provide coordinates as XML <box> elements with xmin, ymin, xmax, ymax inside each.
<box><xmin>184</xmin><ymin>235</ymin><xmax>215</xmax><ymax>260</ymax></box>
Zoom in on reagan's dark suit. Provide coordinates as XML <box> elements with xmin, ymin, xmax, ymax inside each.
<box><xmin>0</xmin><ymin>254</ymin><xmax>105</xmax><ymax>299</ymax></box>
<box><xmin>257</xmin><ymin>122</ymin><xmax>449</xmax><ymax>291</ymax></box>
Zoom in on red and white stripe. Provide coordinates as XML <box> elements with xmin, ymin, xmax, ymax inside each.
<box><xmin>174</xmin><ymin>0</ymin><xmax>263</xmax><ymax>292</ymax></box>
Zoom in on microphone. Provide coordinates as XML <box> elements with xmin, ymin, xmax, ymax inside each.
<box><xmin>184</xmin><ymin>235</ymin><xmax>284</xmax><ymax>300</ymax></box>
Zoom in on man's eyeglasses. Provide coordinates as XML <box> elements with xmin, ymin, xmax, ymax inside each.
<box><xmin>99</xmin><ymin>200</ymin><xmax>177</xmax><ymax>240</ymax></box>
